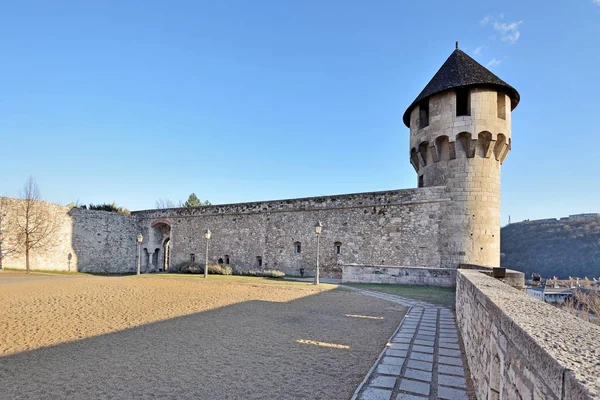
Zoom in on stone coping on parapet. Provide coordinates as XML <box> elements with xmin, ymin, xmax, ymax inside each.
<box><xmin>458</xmin><ymin>269</ymin><xmax>600</xmax><ymax>398</ymax></box>
<box><xmin>458</xmin><ymin>264</ymin><xmax>525</xmax><ymax>289</ymax></box>
<box><xmin>132</xmin><ymin>186</ymin><xmax>450</xmax><ymax>218</ymax></box>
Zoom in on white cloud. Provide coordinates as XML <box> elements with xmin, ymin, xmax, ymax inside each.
<box><xmin>494</xmin><ymin>21</ymin><xmax>523</xmax><ymax>44</ymax></box>
<box><xmin>480</xmin><ymin>15</ymin><xmax>523</xmax><ymax>44</ymax></box>
<box><xmin>593</xmin><ymin>0</ymin><xmax>600</xmax><ymax>5</ymax></box>
<box><xmin>487</xmin><ymin>58</ymin><xmax>503</xmax><ymax>67</ymax></box>
<box><xmin>474</xmin><ymin>46</ymin><xmax>485</xmax><ymax>55</ymax></box>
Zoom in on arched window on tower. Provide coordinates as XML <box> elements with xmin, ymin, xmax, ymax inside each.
<box><xmin>294</xmin><ymin>241</ymin><xmax>301</xmax><ymax>254</ymax></box>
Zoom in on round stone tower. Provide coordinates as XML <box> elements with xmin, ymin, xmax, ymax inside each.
<box><xmin>403</xmin><ymin>47</ymin><xmax>520</xmax><ymax>268</ymax></box>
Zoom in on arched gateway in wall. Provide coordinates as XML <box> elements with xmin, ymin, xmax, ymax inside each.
<box><xmin>143</xmin><ymin>219</ymin><xmax>171</xmax><ymax>272</ymax></box>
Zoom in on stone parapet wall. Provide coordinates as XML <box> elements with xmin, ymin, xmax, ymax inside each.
<box><xmin>342</xmin><ymin>264</ymin><xmax>456</xmax><ymax>287</ymax></box>
<box><xmin>456</xmin><ymin>269</ymin><xmax>600</xmax><ymax>399</ymax></box>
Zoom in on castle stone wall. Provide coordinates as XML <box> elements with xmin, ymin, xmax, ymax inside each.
<box><xmin>456</xmin><ymin>269</ymin><xmax>600</xmax><ymax>399</ymax></box>
<box><xmin>0</xmin><ymin>197</ymin><xmax>139</xmax><ymax>273</ymax></box>
<box><xmin>134</xmin><ymin>188</ymin><xmax>451</xmax><ymax>276</ymax></box>
<box><xmin>69</xmin><ymin>208</ymin><xmax>140</xmax><ymax>273</ymax></box>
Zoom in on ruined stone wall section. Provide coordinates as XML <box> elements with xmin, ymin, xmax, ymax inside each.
<box><xmin>1</xmin><ymin>197</ymin><xmax>77</xmax><ymax>271</ymax></box>
<box><xmin>134</xmin><ymin>188</ymin><xmax>451</xmax><ymax>276</ymax></box>
<box><xmin>456</xmin><ymin>269</ymin><xmax>600</xmax><ymax>399</ymax></box>
<box><xmin>1</xmin><ymin>197</ymin><xmax>140</xmax><ymax>273</ymax></box>
<box><xmin>69</xmin><ymin>208</ymin><xmax>140</xmax><ymax>273</ymax></box>
<box><xmin>408</xmin><ymin>88</ymin><xmax>511</xmax><ymax>268</ymax></box>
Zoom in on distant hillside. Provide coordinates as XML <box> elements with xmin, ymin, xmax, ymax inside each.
<box><xmin>501</xmin><ymin>214</ymin><xmax>600</xmax><ymax>279</ymax></box>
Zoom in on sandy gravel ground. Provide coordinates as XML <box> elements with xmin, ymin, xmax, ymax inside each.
<box><xmin>0</xmin><ymin>274</ymin><xmax>405</xmax><ymax>399</ymax></box>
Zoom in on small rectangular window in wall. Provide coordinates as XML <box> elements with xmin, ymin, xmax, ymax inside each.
<box><xmin>334</xmin><ymin>242</ymin><xmax>342</xmax><ymax>255</ymax></box>
<box><xmin>418</xmin><ymin>175</ymin><xmax>424</xmax><ymax>188</ymax></box>
<box><xmin>256</xmin><ymin>256</ymin><xmax>263</xmax><ymax>267</ymax></box>
<box><xmin>419</xmin><ymin>100</ymin><xmax>429</xmax><ymax>128</ymax></box>
<box><xmin>456</xmin><ymin>88</ymin><xmax>470</xmax><ymax>116</ymax></box>
<box><xmin>190</xmin><ymin>253</ymin><xmax>195</xmax><ymax>263</ymax></box>
<box><xmin>497</xmin><ymin>92</ymin><xmax>506</xmax><ymax>120</ymax></box>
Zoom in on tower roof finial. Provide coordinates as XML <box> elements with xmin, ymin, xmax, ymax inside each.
<box><xmin>456</xmin><ymin>41</ymin><xmax>459</xmax><ymax>50</ymax></box>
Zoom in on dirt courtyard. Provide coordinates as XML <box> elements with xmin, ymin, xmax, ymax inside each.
<box><xmin>0</xmin><ymin>273</ymin><xmax>405</xmax><ymax>399</ymax></box>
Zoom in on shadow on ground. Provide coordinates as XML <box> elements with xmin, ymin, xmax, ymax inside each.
<box><xmin>0</xmin><ymin>288</ymin><xmax>405</xmax><ymax>400</ymax></box>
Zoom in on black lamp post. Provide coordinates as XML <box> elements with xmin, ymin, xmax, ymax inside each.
<box><xmin>204</xmin><ymin>229</ymin><xmax>211</xmax><ymax>278</ymax></box>
<box><xmin>137</xmin><ymin>233</ymin><xmax>143</xmax><ymax>275</ymax></box>
<box><xmin>314</xmin><ymin>221</ymin><xmax>323</xmax><ymax>285</ymax></box>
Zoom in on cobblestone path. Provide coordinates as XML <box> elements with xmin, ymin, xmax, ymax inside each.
<box><xmin>346</xmin><ymin>287</ymin><xmax>470</xmax><ymax>400</ymax></box>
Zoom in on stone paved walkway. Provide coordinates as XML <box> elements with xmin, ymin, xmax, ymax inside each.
<box><xmin>346</xmin><ymin>287</ymin><xmax>470</xmax><ymax>400</ymax></box>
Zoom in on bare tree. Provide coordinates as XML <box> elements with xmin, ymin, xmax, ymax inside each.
<box><xmin>574</xmin><ymin>290</ymin><xmax>600</xmax><ymax>325</ymax></box>
<box><xmin>586</xmin><ymin>293</ymin><xmax>600</xmax><ymax>325</ymax></box>
<box><xmin>155</xmin><ymin>198</ymin><xmax>178</xmax><ymax>209</ymax></box>
<box><xmin>0</xmin><ymin>197</ymin><xmax>22</xmax><ymax>270</ymax></box>
<box><xmin>13</xmin><ymin>177</ymin><xmax>58</xmax><ymax>273</ymax></box>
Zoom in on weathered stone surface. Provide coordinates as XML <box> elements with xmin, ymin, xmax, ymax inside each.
<box><xmin>456</xmin><ymin>269</ymin><xmax>600</xmax><ymax>399</ymax></box>
<box><xmin>361</xmin><ymin>387</ymin><xmax>393</xmax><ymax>400</ymax></box>
<box><xmin>342</xmin><ymin>265</ymin><xmax>456</xmax><ymax>287</ymax></box>
<box><xmin>403</xmin><ymin>368</ymin><xmax>432</xmax><ymax>383</ymax></box>
<box><xmin>437</xmin><ymin>385</ymin><xmax>468</xmax><ymax>400</ymax></box>
<box><xmin>399</xmin><ymin>378</ymin><xmax>430</xmax><ymax>396</ymax></box>
<box><xmin>1</xmin><ymin>187</ymin><xmax>452</xmax><ymax>277</ymax></box>
<box><xmin>1</xmin><ymin>198</ymin><xmax>139</xmax><ymax>273</ymax></box>
<box><xmin>382</xmin><ymin>356</ymin><xmax>405</xmax><ymax>366</ymax></box>
<box><xmin>408</xmin><ymin>88</ymin><xmax>511</xmax><ymax>270</ymax></box>
<box><xmin>370</xmin><ymin>375</ymin><xmax>397</xmax><ymax>389</ymax></box>
<box><xmin>438</xmin><ymin>374</ymin><xmax>466</xmax><ymax>388</ymax></box>
<box><xmin>407</xmin><ymin>360</ymin><xmax>433</xmax><ymax>372</ymax></box>
<box><xmin>438</xmin><ymin>364</ymin><xmax>465</xmax><ymax>377</ymax></box>
<box><xmin>377</xmin><ymin>364</ymin><xmax>403</xmax><ymax>376</ymax></box>
<box><xmin>409</xmin><ymin>352</ymin><xmax>433</xmax><ymax>362</ymax></box>
<box><xmin>134</xmin><ymin>188</ymin><xmax>450</xmax><ymax>277</ymax></box>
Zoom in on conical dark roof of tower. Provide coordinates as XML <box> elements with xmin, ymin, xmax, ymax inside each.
<box><xmin>403</xmin><ymin>49</ymin><xmax>520</xmax><ymax>127</ymax></box>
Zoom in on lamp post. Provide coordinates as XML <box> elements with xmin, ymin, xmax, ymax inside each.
<box><xmin>314</xmin><ymin>221</ymin><xmax>323</xmax><ymax>285</ymax></box>
<box><xmin>136</xmin><ymin>233</ymin><xmax>143</xmax><ymax>275</ymax></box>
<box><xmin>204</xmin><ymin>229</ymin><xmax>211</xmax><ymax>278</ymax></box>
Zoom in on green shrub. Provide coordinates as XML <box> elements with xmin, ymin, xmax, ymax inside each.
<box><xmin>168</xmin><ymin>263</ymin><xmax>232</xmax><ymax>275</ymax></box>
<box><xmin>232</xmin><ymin>268</ymin><xmax>285</xmax><ymax>278</ymax></box>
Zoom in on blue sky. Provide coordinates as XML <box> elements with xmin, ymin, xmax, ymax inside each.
<box><xmin>1</xmin><ymin>1</ymin><xmax>599</xmax><ymax>223</ymax></box>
